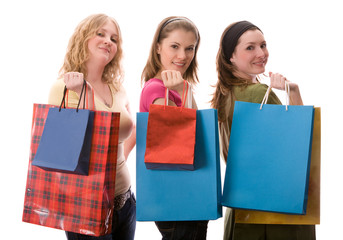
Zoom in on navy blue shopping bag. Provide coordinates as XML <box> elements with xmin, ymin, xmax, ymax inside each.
<box><xmin>222</xmin><ymin>101</ymin><xmax>314</xmax><ymax>214</ymax></box>
<box><xmin>32</xmin><ymin>81</ymin><xmax>94</xmax><ymax>175</ymax></box>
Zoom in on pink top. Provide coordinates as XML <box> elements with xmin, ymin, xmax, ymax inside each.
<box><xmin>139</xmin><ymin>78</ymin><xmax>182</xmax><ymax>112</ymax></box>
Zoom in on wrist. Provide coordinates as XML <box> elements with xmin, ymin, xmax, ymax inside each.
<box><xmin>288</xmin><ymin>82</ymin><xmax>299</xmax><ymax>92</ymax></box>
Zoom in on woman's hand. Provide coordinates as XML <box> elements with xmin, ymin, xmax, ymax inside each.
<box><xmin>269</xmin><ymin>72</ymin><xmax>303</xmax><ymax>105</ymax></box>
<box><xmin>64</xmin><ymin>72</ymin><xmax>84</xmax><ymax>95</ymax></box>
<box><xmin>161</xmin><ymin>70</ymin><xmax>184</xmax><ymax>93</ymax></box>
<box><xmin>64</xmin><ymin>71</ymin><xmax>95</xmax><ymax>109</ymax></box>
<box><xmin>269</xmin><ymin>72</ymin><xmax>288</xmax><ymax>90</ymax></box>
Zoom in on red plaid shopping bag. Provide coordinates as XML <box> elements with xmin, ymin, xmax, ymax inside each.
<box><xmin>22</xmin><ymin>103</ymin><xmax>120</xmax><ymax>236</ymax></box>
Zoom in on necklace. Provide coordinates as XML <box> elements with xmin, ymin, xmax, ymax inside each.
<box><xmin>104</xmin><ymin>101</ymin><xmax>111</xmax><ymax>108</ymax></box>
<box><xmin>90</xmin><ymin>83</ymin><xmax>113</xmax><ymax>108</ymax></box>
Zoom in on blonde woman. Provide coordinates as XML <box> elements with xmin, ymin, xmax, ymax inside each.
<box><xmin>48</xmin><ymin>14</ymin><xmax>136</xmax><ymax>240</ymax></box>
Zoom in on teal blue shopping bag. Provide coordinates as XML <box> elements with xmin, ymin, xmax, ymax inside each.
<box><xmin>136</xmin><ymin>109</ymin><xmax>222</xmax><ymax>221</ymax></box>
<box><xmin>222</xmin><ymin>101</ymin><xmax>314</xmax><ymax>214</ymax></box>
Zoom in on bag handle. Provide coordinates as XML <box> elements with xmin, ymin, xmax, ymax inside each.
<box><xmin>164</xmin><ymin>80</ymin><xmax>189</xmax><ymax>111</ymax></box>
<box><xmin>260</xmin><ymin>81</ymin><xmax>290</xmax><ymax>111</ymax></box>
<box><xmin>59</xmin><ymin>79</ymin><xmax>95</xmax><ymax>112</ymax></box>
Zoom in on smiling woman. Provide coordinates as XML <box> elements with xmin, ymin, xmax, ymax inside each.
<box><xmin>156</xmin><ymin>29</ymin><xmax>197</xmax><ymax>77</ymax></box>
<box><xmin>47</xmin><ymin>13</ymin><xmax>137</xmax><ymax>240</ymax></box>
<box><xmin>229</xmin><ymin>29</ymin><xmax>269</xmax><ymax>80</ymax></box>
<box><xmin>140</xmin><ymin>16</ymin><xmax>200</xmax><ymax>110</ymax></box>
<box><xmin>139</xmin><ymin>16</ymin><xmax>209</xmax><ymax>240</ymax></box>
<box><xmin>211</xmin><ymin>20</ymin><xmax>313</xmax><ymax>240</ymax></box>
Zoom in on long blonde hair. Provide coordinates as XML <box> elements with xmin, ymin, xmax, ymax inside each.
<box><xmin>141</xmin><ymin>16</ymin><xmax>200</xmax><ymax>84</ymax></box>
<box><xmin>59</xmin><ymin>14</ymin><xmax>123</xmax><ymax>88</ymax></box>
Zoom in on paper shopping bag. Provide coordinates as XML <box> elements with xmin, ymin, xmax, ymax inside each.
<box><xmin>235</xmin><ymin>107</ymin><xmax>321</xmax><ymax>224</ymax></box>
<box><xmin>222</xmin><ymin>101</ymin><xmax>314</xmax><ymax>214</ymax></box>
<box><xmin>145</xmin><ymin>104</ymin><xmax>196</xmax><ymax>170</ymax></box>
<box><xmin>32</xmin><ymin>107</ymin><xmax>94</xmax><ymax>175</ymax></box>
<box><xmin>136</xmin><ymin>109</ymin><xmax>222</xmax><ymax>221</ymax></box>
<box><xmin>23</xmin><ymin>104</ymin><xmax>120</xmax><ymax>236</ymax></box>
<box><xmin>144</xmin><ymin>81</ymin><xmax>197</xmax><ymax>170</ymax></box>
<box><xmin>32</xmin><ymin>81</ymin><xmax>94</xmax><ymax>175</ymax></box>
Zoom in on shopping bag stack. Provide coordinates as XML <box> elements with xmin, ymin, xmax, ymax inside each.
<box><xmin>222</xmin><ymin>85</ymin><xmax>316</xmax><ymax>215</ymax></box>
<box><xmin>234</xmin><ymin>107</ymin><xmax>321</xmax><ymax>224</ymax></box>
<box><xmin>137</xmin><ymin>102</ymin><xmax>222</xmax><ymax>220</ymax></box>
<box><xmin>23</xmin><ymin>82</ymin><xmax>120</xmax><ymax>236</ymax></box>
<box><xmin>144</xmin><ymin>81</ymin><xmax>197</xmax><ymax>170</ymax></box>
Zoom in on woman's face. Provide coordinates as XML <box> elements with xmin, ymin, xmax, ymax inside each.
<box><xmin>157</xmin><ymin>28</ymin><xmax>197</xmax><ymax>76</ymax></box>
<box><xmin>87</xmin><ymin>20</ymin><xmax>118</xmax><ymax>66</ymax></box>
<box><xmin>230</xmin><ymin>29</ymin><xmax>269</xmax><ymax>78</ymax></box>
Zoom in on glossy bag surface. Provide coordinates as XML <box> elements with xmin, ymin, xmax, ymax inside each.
<box><xmin>23</xmin><ymin>104</ymin><xmax>120</xmax><ymax>236</ymax></box>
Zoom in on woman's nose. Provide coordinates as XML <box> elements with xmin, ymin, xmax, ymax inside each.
<box><xmin>177</xmin><ymin>50</ymin><xmax>186</xmax><ymax>59</ymax></box>
<box><xmin>104</xmin><ymin>38</ymin><xmax>112</xmax><ymax>46</ymax></box>
<box><xmin>257</xmin><ymin>47</ymin><xmax>266</xmax><ymax>57</ymax></box>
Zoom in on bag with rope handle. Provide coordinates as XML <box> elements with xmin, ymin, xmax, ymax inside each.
<box><xmin>222</xmin><ymin>83</ymin><xmax>315</xmax><ymax>214</ymax></box>
<box><xmin>144</xmin><ymin>81</ymin><xmax>197</xmax><ymax>170</ymax></box>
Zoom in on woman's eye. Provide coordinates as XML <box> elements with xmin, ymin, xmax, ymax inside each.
<box><xmin>246</xmin><ymin>46</ymin><xmax>254</xmax><ymax>50</ymax></box>
<box><xmin>97</xmin><ymin>32</ymin><xmax>104</xmax><ymax>37</ymax></box>
<box><xmin>171</xmin><ymin>45</ymin><xmax>178</xmax><ymax>49</ymax></box>
<box><xmin>111</xmin><ymin>38</ymin><xmax>117</xmax><ymax>43</ymax></box>
<box><xmin>186</xmin><ymin>47</ymin><xmax>194</xmax><ymax>51</ymax></box>
<box><xmin>261</xmin><ymin>43</ymin><xmax>267</xmax><ymax>48</ymax></box>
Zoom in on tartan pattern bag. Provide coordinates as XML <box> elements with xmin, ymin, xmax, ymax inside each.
<box><xmin>22</xmin><ymin>103</ymin><xmax>120</xmax><ymax>236</ymax></box>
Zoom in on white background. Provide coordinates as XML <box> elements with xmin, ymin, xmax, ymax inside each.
<box><xmin>0</xmin><ymin>0</ymin><xmax>341</xmax><ymax>239</ymax></box>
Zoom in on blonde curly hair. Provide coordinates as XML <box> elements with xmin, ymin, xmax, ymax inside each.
<box><xmin>59</xmin><ymin>13</ymin><xmax>123</xmax><ymax>89</ymax></box>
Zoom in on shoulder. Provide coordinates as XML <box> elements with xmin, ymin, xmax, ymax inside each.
<box><xmin>140</xmin><ymin>78</ymin><xmax>166</xmax><ymax>112</ymax></box>
<box><xmin>141</xmin><ymin>78</ymin><xmax>165</xmax><ymax>99</ymax></box>
<box><xmin>48</xmin><ymin>78</ymin><xmax>66</xmax><ymax>106</ymax></box>
<box><xmin>233</xmin><ymin>84</ymin><xmax>267</xmax><ymax>103</ymax></box>
<box><xmin>234</xmin><ymin>84</ymin><xmax>280</xmax><ymax>104</ymax></box>
<box><xmin>142</xmin><ymin>78</ymin><xmax>164</xmax><ymax>92</ymax></box>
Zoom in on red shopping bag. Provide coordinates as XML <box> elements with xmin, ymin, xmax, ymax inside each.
<box><xmin>144</xmin><ymin>81</ymin><xmax>197</xmax><ymax>170</ymax></box>
<box><xmin>22</xmin><ymin>103</ymin><xmax>120</xmax><ymax>236</ymax></box>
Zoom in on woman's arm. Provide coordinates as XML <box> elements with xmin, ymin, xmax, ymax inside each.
<box><xmin>123</xmin><ymin>99</ymin><xmax>136</xmax><ymax>160</ymax></box>
<box><xmin>124</xmin><ymin>125</ymin><xmax>136</xmax><ymax>160</ymax></box>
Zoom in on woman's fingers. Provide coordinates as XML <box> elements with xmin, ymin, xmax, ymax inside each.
<box><xmin>161</xmin><ymin>70</ymin><xmax>184</xmax><ymax>91</ymax></box>
<box><xmin>64</xmin><ymin>72</ymin><xmax>84</xmax><ymax>93</ymax></box>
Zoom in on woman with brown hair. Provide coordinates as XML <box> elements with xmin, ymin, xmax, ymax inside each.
<box><xmin>139</xmin><ymin>16</ymin><xmax>208</xmax><ymax>240</ymax></box>
<box><xmin>211</xmin><ymin>20</ymin><xmax>315</xmax><ymax>240</ymax></box>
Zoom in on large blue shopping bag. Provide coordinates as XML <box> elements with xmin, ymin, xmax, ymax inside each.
<box><xmin>136</xmin><ymin>109</ymin><xmax>222</xmax><ymax>221</ymax></box>
<box><xmin>222</xmin><ymin>101</ymin><xmax>314</xmax><ymax>214</ymax></box>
